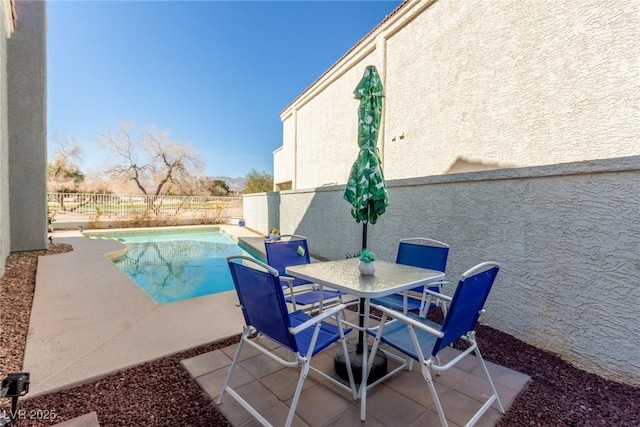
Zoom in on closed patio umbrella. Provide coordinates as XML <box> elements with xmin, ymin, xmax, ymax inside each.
<box><xmin>337</xmin><ymin>65</ymin><xmax>389</xmax><ymax>382</ymax></box>
<box><xmin>344</xmin><ymin>65</ymin><xmax>389</xmax><ymax>250</ymax></box>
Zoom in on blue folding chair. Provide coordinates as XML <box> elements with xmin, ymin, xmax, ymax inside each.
<box><xmin>264</xmin><ymin>235</ymin><xmax>345</xmax><ymax>311</ymax></box>
<box><xmin>371</xmin><ymin>238</ymin><xmax>449</xmax><ymax>316</ymax></box>
<box><xmin>218</xmin><ymin>256</ymin><xmax>357</xmax><ymax>427</ymax></box>
<box><xmin>367</xmin><ymin>262</ymin><xmax>505</xmax><ymax>427</ymax></box>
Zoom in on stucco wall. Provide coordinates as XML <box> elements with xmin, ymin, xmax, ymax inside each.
<box><xmin>295</xmin><ymin>53</ymin><xmax>381</xmax><ymax>190</ymax></box>
<box><xmin>0</xmin><ymin>3</ymin><xmax>10</xmax><ymax>277</ymax></box>
<box><xmin>277</xmin><ymin>0</ymin><xmax>640</xmax><ymax>188</ymax></box>
<box><xmin>254</xmin><ymin>156</ymin><xmax>640</xmax><ymax>385</ymax></box>
<box><xmin>273</xmin><ymin>119</ymin><xmax>295</xmax><ymax>188</ymax></box>
<box><xmin>383</xmin><ymin>0</ymin><xmax>639</xmax><ymax>179</ymax></box>
<box><xmin>7</xmin><ymin>0</ymin><xmax>47</xmax><ymax>252</ymax></box>
<box><xmin>242</xmin><ymin>192</ymin><xmax>280</xmax><ymax>236</ymax></box>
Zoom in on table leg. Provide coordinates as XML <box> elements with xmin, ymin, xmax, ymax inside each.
<box><xmin>356</xmin><ymin>297</ymin><xmax>366</xmax><ymax>353</ymax></box>
<box><xmin>360</xmin><ymin>298</ymin><xmax>369</xmax><ymax>421</ymax></box>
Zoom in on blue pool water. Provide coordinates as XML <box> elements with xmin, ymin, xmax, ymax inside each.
<box><xmin>93</xmin><ymin>229</ymin><xmax>262</xmax><ymax>304</ymax></box>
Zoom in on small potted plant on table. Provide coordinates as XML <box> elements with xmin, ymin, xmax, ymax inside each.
<box><xmin>269</xmin><ymin>228</ymin><xmax>280</xmax><ymax>241</ymax></box>
<box><xmin>358</xmin><ymin>249</ymin><xmax>376</xmax><ymax>275</ymax></box>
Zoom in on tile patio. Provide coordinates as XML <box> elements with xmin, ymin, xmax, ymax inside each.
<box><xmin>182</xmin><ymin>309</ymin><xmax>530</xmax><ymax>427</ymax></box>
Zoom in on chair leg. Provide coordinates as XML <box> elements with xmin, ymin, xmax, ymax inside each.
<box><xmin>422</xmin><ymin>363</ymin><xmax>448</xmax><ymax>427</ymax></box>
<box><xmin>216</xmin><ymin>334</ymin><xmax>247</xmax><ymax>404</ymax></box>
<box><xmin>285</xmin><ymin>359</ymin><xmax>310</xmax><ymax>427</ymax></box>
<box><xmin>440</xmin><ymin>299</ymin><xmax>448</xmax><ymax>317</ymax></box>
<box><xmin>419</xmin><ymin>294</ymin><xmax>431</xmax><ymax>317</ymax></box>
<box><xmin>433</xmin><ymin>354</ymin><xmax>442</xmax><ymax>376</ymax></box>
<box><xmin>339</xmin><ymin>335</ymin><xmax>357</xmax><ymax>400</ymax></box>
<box><xmin>473</xmin><ymin>346</ymin><xmax>505</xmax><ymax>414</ymax></box>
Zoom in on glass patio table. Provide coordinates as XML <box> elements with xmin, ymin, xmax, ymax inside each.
<box><xmin>285</xmin><ymin>257</ymin><xmax>445</xmax><ymax>421</ymax></box>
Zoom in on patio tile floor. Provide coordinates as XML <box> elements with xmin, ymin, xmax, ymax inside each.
<box><xmin>182</xmin><ymin>311</ymin><xmax>530</xmax><ymax>426</ymax></box>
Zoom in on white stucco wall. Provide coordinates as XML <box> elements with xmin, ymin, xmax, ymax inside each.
<box><xmin>294</xmin><ymin>52</ymin><xmax>380</xmax><ymax>190</ymax></box>
<box><xmin>0</xmin><ymin>3</ymin><xmax>10</xmax><ymax>277</ymax></box>
<box><xmin>274</xmin><ymin>117</ymin><xmax>296</xmax><ymax>187</ymax></box>
<box><xmin>253</xmin><ymin>156</ymin><xmax>640</xmax><ymax>385</ymax></box>
<box><xmin>242</xmin><ymin>192</ymin><xmax>281</xmax><ymax>236</ymax></box>
<box><xmin>383</xmin><ymin>0</ymin><xmax>640</xmax><ymax>179</ymax></box>
<box><xmin>277</xmin><ymin>0</ymin><xmax>640</xmax><ymax>189</ymax></box>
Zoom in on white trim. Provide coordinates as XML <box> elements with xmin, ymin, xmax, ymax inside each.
<box><xmin>1</xmin><ymin>0</ymin><xmax>15</xmax><ymax>38</ymax></box>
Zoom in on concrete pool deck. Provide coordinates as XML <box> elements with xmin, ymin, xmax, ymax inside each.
<box><xmin>24</xmin><ymin>225</ymin><xmax>262</xmax><ymax>397</ymax></box>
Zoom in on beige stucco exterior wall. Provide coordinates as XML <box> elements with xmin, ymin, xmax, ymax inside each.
<box><xmin>8</xmin><ymin>0</ymin><xmax>47</xmax><ymax>252</ymax></box>
<box><xmin>242</xmin><ymin>192</ymin><xmax>281</xmax><ymax>236</ymax></box>
<box><xmin>276</xmin><ymin>0</ymin><xmax>640</xmax><ymax>189</ymax></box>
<box><xmin>257</xmin><ymin>156</ymin><xmax>640</xmax><ymax>385</ymax></box>
<box><xmin>294</xmin><ymin>53</ymin><xmax>381</xmax><ymax>190</ymax></box>
<box><xmin>0</xmin><ymin>2</ymin><xmax>11</xmax><ymax>277</ymax></box>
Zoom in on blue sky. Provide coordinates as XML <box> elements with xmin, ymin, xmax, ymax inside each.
<box><xmin>47</xmin><ymin>0</ymin><xmax>402</xmax><ymax>178</ymax></box>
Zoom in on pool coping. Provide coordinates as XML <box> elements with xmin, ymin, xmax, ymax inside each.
<box><xmin>23</xmin><ymin>225</ymin><xmax>264</xmax><ymax>397</ymax></box>
<box><xmin>82</xmin><ymin>225</ymin><xmax>228</xmax><ymax>260</ymax></box>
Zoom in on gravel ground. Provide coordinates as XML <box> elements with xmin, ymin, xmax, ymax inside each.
<box><xmin>1</xmin><ymin>247</ymin><xmax>638</xmax><ymax>426</ymax></box>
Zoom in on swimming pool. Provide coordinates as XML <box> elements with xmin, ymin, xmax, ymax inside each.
<box><xmin>91</xmin><ymin>228</ymin><xmax>263</xmax><ymax>304</ymax></box>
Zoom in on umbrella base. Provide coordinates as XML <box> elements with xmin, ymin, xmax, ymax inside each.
<box><xmin>334</xmin><ymin>344</ymin><xmax>387</xmax><ymax>384</ymax></box>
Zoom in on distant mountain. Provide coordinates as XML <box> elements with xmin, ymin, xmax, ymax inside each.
<box><xmin>211</xmin><ymin>176</ymin><xmax>246</xmax><ymax>192</ymax></box>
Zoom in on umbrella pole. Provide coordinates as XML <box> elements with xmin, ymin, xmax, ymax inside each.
<box><xmin>335</xmin><ymin>220</ymin><xmax>387</xmax><ymax>383</ymax></box>
<box><xmin>362</xmin><ymin>221</ymin><xmax>368</xmax><ymax>250</ymax></box>
<box><xmin>357</xmin><ymin>221</ymin><xmax>368</xmax><ymax>353</ymax></box>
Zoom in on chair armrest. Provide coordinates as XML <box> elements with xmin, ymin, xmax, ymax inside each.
<box><xmin>432</xmin><ymin>280</ymin><xmax>449</xmax><ymax>286</ymax></box>
<box><xmin>279</xmin><ymin>276</ymin><xmax>295</xmax><ymax>292</ymax></box>
<box><xmin>289</xmin><ymin>304</ymin><xmax>347</xmax><ymax>335</ymax></box>
<box><xmin>279</xmin><ymin>276</ymin><xmax>294</xmax><ymax>285</ymax></box>
<box><xmin>422</xmin><ymin>288</ymin><xmax>452</xmax><ymax>302</ymax></box>
<box><xmin>424</xmin><ymin>280</ymin><xmax>449</xmax><ymax>289</ymax></box>
<box><xmin>375</xmin><ymin>304</ymin><xmax>444</xmax><ymax>338</ymax></box>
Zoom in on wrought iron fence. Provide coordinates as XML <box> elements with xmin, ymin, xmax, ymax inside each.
<box><xmin>47</xmin><ymin>192</ymin><xmax>243</xmax><ymax>226</ymax></box>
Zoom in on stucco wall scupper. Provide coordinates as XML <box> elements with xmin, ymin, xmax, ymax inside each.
<box><xmin>246</xmin><ymin>157</ymin><xmax>640</xmax><ymax>385</ymax></box>
<box><xmin>276</xmin><ymin>0</ymin><xmax>640</xmax><ymax>189</ymax></box>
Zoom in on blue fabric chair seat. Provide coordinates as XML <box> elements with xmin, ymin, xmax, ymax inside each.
<box><xmin>367</xmin><ymin>312</ymin><xmax>441</xmax><ymax>361</ymax></box>
<box><xmin>286</xmin><ymin>289</ymin><xmax>344</xmax><ymax>307</ymax></box>
<box><xmin>289</xmin><ymin>310</ymin><xmax>352</xmax><ymax>356</ymax></box>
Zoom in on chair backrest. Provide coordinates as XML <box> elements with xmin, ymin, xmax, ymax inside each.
<box><xmin>264</xmin><ymin>235</ymin><xmax>311</xmax><ymax>287</ymax></box>
<box><xmin>227</xmin><ymin>255</ymin><xmax>299</xmax><ymax>353</ymax></box>
<box><xmin>396</xmin><ymin>238</ymin><xmax>449</xmax><ymax>291</ymax></box>
<box><xmin>431</xmin><ymin>262</ymin><xmax>500</xmax><ymax>355</ymax></box>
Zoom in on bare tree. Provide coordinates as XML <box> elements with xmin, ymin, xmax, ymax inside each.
<box><xmin>98</xmin><ymin>123</ymin><xmax>204</xmax><ymax>196</ymax></box>
<box><xmin>48</xmin><ymin>135</ymin><xmax>85</xmax><ymax>192</ymax></box>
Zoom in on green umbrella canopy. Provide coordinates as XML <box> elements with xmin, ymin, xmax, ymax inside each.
<box><xmin>344</xmin><ymin>65</ymin><xmax>389</xmax><ymax>225</ymax></box>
